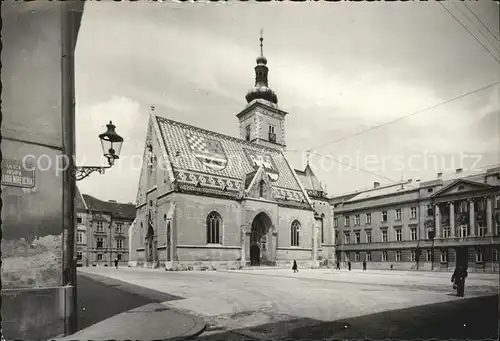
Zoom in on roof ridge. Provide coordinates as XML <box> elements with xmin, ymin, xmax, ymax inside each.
<box><xmin>155</xmin><ymin>114</ymin><xmax>283</xmax><ymax>154</ymax></box>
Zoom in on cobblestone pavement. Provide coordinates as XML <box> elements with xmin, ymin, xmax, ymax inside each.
<box><xmin>79</xmin><ymin>267</ymin><xmax>498</xmax><ymax>338</ymax></box>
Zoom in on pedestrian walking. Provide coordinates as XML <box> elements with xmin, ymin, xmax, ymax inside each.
<box><xmin>347</xmin><ymin>261</ymin><xmax>351</xmax><ymax>271</ymax></box>
<box><xmin>114</xmin><ymin>257</ymin><xmax>119</xmax><ymax>269</ymax></box>
<box><xmin>292</xmin><ymin>260</ymin><xmax>298</xmax><ymax>273</ymax></box>
<box><xmin>451</xmin><ymin>264</ymin><xmax>468</xmax><ymax>297</ymax></box>
<box><xmin>362</xmin><ymin>261</ymin><xmax>367</xmax><ymax>271</ymax></box>
<box><xmin>336</xmin><ymin>260</ymin><xmax>340</xmax><ymax>270</ymax></box>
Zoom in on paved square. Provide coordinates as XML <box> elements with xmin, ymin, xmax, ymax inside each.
<box><xmin>79</xmin><ymin>267</ymin><xmax>498</xmax><ymax>336</ymax></box>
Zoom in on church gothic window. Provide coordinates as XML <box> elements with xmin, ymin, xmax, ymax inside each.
<box><xmin>245</xmin><ymin>125</ymin><xmax>251</xmax><ymax>141</ymax></box>
<box><xmin>259</xmin><ymin>180</ymin><xmax>265</xmax><ymax>197</ymax></box>
<box><xmin>206</xmin><ymin>211</ymin><xmax>222</xmax><ymax>244</ymax></box>
<box><xmin>291</xmin><ymin>220</ymin><xmax>300</xmax><ymax>247</ymax></box>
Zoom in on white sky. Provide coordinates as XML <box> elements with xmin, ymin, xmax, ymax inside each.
<box><xmin>75</xmin><ymin>0</ymin><xmax>500</xmax><ymax>203</ymax></box>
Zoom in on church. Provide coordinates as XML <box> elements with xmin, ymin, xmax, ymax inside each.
<box><xmin>128</xmin><ymin>36</ymin><xmax>334</xmax><ymax>270</ymax></box>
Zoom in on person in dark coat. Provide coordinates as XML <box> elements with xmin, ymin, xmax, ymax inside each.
<box><xmin>292</xmin><ymin>260</ymin><xmax>298</xmax><ymax>273</ymax></box>
<box><xmin>114</xmin><ymin>258</ymin><xmax>119</xmax><ymax>269</ymax></box>
<box><xmin>336</xmin><ymin>260</ymin><xmax>340</xmax><ymax>270</ymax></box>
<box><xmin>451</xmin><ymin>265</ymin><xmax>468</xmax><ymax>297</ymax></box>
<box><xmin>362</xmin><ymin>261</ymin><xmax>367</xmax><ymax>271</ymax></box>
<box><xmin>347</xmin><ymin>261</ymin><xmax>351</xmax><ymax>271</ymax></box>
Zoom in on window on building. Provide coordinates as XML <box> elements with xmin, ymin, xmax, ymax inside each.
<box><xmin>496</xmin><ymin>220</ymin><xmax>500</xmax><ymax>235</ymax></box>
<box><xmin>426</xmin><ymin>249</ymin><xmax>433</xmax><ymax>262</ymax></box>
<box><xmin>382</xmin><ymin>251</ymin><xmax>388</xmax><ymax>262</ymax></box>
<box><xmin>97</xmin><ymin>254</ymin><xmax>103</xmax><ymax>261</ymax></box>
<box><xmin>259</xmin><ymin>180</ymin><xmax>265</xmax><ymax>198</ymax></box>
<box><xmin>410</xmin><ymin>207</ymin><xmax>417</xmax><ymax>219</ymax></box>
<box><xmin>116</xmin><ymin>239</ymin><xmax>123</xmax><ymax>249</ymax></box>
<box><xmin>354</xmin><ymin>252</ymin><xmax>360</xmax><ymax>262</ymax></box>
<box><xmin>76</xmin><ymin>251</ymin><xmax>83</xmax><ymax>261</ymax></box>
<box><xmin>492</xmin><ymin>248</ymin><xmax>499</xmax><ymax>262</ymax></box>
<box><xmin>268</xmin><ymin>125</ymin><xmax>276</xmax><ymax>143</ymax></box>
<box><xmin>395</xmin><ymin>209</ymin><xmax>402</xmax><ymax>221</ymax></box>
<box><xmin>459</xmin><ymin>201</ymin><xmax>468</xmax><ymax>213</ymax></box>
<box><xmin>77</xmin><ymin>217</ymin><xmax>83</xmax><ymax>224</ymax></box>
<box><xmin>475</xmin><ymin>248</ymin><xmax>483</xmax><ymax>263</ymax></box>
<box><xmin>344</xmin><ymin>216</ymin><xmax>350</xmax><ymax>227</ymax></box>
<box><xmin>496</xmin><ymin>195</ymin><xmax>500</xmax><ymax>209</ymax></box>
<box><xmin>366</xmin><ymin>213</ymin><xmax>372</xmax><ymax>224</ymax></box>
<box><xmin>382</xmin><ymin>230</ymin><xmax>388</xmax><ymax>242</ymax></box>
<box><xmin>245</xmin><ymin>125</ymin><xmax>251</xmax><ymax>141</ymax></box>
<box><xmin>291</xmin><ymin>220</ymin><xmax>301</xmax><ymax>247</ymax></box>
<box><xmin>440</xmin><ymin>249</ymin><xmax>448</xmax><ymax>263</ymax></box>
<box><xmin>366</xmin><ymin>231</ymin><xmax>372</xmax><ymax>243</ymax></box>
<box><xmin>443</xmin><ymin>226</ymin><xmax>450</xmax><ymax>238</ymax></box>
<box><xmin>395</xmin><ymin>229</ymin><xmax>402</xmax><ymax>241</ymax></box>
<box><xmin>355</xmin><ymin>232</ymin><xmax>361</xmax><ymax>244</ymax></box>
<box><xmin>410</xmin><ymin>228</ymin><xmax>417</xmax><ymax>241</ymax></box>
<box><xmin>116</xmin><ymin>223</ymin><xmax>123</xmax><ymax>234</ymax></box>
<box><xmin>427</xmin><ymin>205</ymin><xmax>434</xmax><ymax>216</ymax></box>
<box><xmin>207</xmin><ymin>211</ymin><xmax>222</xmax><ymax>244</ymax></box>
<box><xmin>395</xmin><ymin>250</ymin><xmax>402</xmax><ymax>261</ymax></box>
<box><xmin>334</xmin><ymin>217</ymin><xmax>338</xmax><ymax>228</ymax></box>
<box><xmin>96</xmin><ymin>237</ymin><xmax>104</xmax><ymax>248</ymax></box>
<box><xmin>410</xmin><ymin>250</ymin><xmax>416</xmax><ymax>262</ymax></box>
<box><xmin>382</xmin><ymin>211</ymin><xmax>388</xmax><ymax>222</ymax></box>
<box><xmin>354</xmin><ymin>215</ymin><xmax>360</xmax><ymax>225</ymax></box>
<box><xmin>345</xmin><ymin>252</ymin><xmax>350</xmax><ymax>262</ymax></box>
<box><xmin>366</xmin><ymin>252</ymin><xmax>372</xmax><ymax>262</ymax></box>
<box><xmin>427</xmin><ymin>229</ymin><xmax>434</xmax><ymax>240</ymax></box>
<box><xmin>117</xmin><ymin>254</ymin><xmax>122</xmax><ymax>261</ymax></box>
<box><xmin>459</xmin><ymin>225</ymin><xmax>469</xmax><ymax>238</ymax></box>
<box><xmin>320</xmin><ymin>219</ymin><xmax>324</xmax><ymax>245</ymax></box>
<box><xmin>344</xmin><ymin>232</ymin><xmax>350</xmax><ymax>245</ymax></box>
<box><xmin>96</xmin><ymin>221</ymin><xmax>104</xmax><ymax>232</ymax></box>
<box><xmin>77</xmin><ymin>232</ymin><xmax>83</xmax><ymax>243</ymax></box>
<box><xmin>477</xmin><ymin>225</ymin><xmax>486</xmax><ymax>237</ymax></box>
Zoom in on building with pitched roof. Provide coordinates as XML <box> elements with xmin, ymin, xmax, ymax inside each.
<box><xmin>332</xmin><ymin>166</ymin><xmax>500</xmax><ymax>273</ymax></box>
<box><xmin>129</xmin><ymin>36</ymin><xmax>333</xmax><ymax>270</ymax></box>
<box><xmin>75</xmin><ymin>188</ymin><xmax>136</xmax><ymax>267</ymax></box>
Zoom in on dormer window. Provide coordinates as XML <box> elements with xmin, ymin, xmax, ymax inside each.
<box><xmin>268</xmin><ymin>125</ymin><xmax>276</xmax><ymax>143</ymax></box>
<box><xmin>245</xmin><ymin>125</ymin><xmax>251</xmax><ymax>141</ymax></box>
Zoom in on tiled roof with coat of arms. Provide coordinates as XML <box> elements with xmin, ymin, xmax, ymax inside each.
<box><xmin>155</xmin><ymin>116</ymin><xmax>308</xmax><ymax>203</ymax></box>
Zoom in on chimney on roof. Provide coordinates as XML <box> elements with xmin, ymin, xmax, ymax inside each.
<box><xmin>407</xmin><ymin>179</ymin><xmax>412</xmax><ymax>183</ymax></box>
<box><xmin>108</xmin><ymin>200</ymin><xmax>117</xmax><ymax>203</ymax></box>
<box><xmin>373</xmin><ymin>182</ymin><xmax>380</xmax><ymax>189</ymax></box>
<box><xmin>456</xmin><ymin>168</ymin><xmax>463</xmax><ymax>174</ymax></box>
<box><xmin>415</xmin><ymin>178</ymin><xmax>420</xmax><ymax>182</ymax></box>
<box><xmin>437</xmin><ymin>172</ymin><xmax>443</xmax><ymax>178</ymax></box>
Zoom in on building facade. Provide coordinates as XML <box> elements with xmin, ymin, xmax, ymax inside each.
<box><xmin>332</xmin><ymin>167</ymin><xmax>500</xmax><ymax>273</ymax></box>
<box><xmin>128</xmin><ymin>38</ymin><xmax>332</xmax><ymax>271</ymax></box>
<box><xmin>75</xmin><ymin>189</ymin><xmax>136</xmax><ymax>267</ymax></box>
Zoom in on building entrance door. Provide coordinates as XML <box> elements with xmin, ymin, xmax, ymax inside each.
<box><xmin>250</xmin><ymin>244</ymin><xmax>260</xmax><ymax>266</ymax></box>
<box><xmin>455</xmin><ymin>246</ymin><xmax>468</xmax><ymax>270</ymax></box>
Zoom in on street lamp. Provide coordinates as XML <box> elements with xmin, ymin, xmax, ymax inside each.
<box><xmin>73</xmin><ymin>121</ymin><xmax>124</xmax><ymax>181</ymax></box>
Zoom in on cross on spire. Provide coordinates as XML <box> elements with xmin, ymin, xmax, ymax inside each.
<box><xmin>260</xmin><ymin>28</ymin><xmax>264</xmax><ymax>56</ymax></box>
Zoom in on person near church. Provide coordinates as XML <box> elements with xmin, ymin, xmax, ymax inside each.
<box><xmin>292</xmin><ymin>260</ymin><xmax>298</xmax><ymax>273</ymax></box>
<box><xmin>114</xmin><ymin>257</ymin><xmax>119</xmax><ymax>269</ymax></box>
<box><xmin>451</xmin><ymin>264</ymin><xmax>468</xmax><ymax>297</ymax></box>
<box><xmin>347</xmin><ymin>261</ymin><xmax>351</xmax><ymax>271</ymax></box>
<box><xmin>362</xmin><ymin>261</ymin><xmax>367</xmax><ymax>271</ymax></box>
<box><xmin>336</xmin><ymin>260</ymin><xmax>340</xmax><ymax>270</ymax></box>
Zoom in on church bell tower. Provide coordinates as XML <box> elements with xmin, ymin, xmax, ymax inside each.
<box><xmin>236</xmin><ymin>30</ymin><xmax>288</xmax><ymax>151</ymax></box>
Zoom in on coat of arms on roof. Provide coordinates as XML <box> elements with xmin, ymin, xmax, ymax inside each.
<box><xmin>186</xmin><ymin>132</ymin><xmax>228</xmax><ymax>171</ymax></box>
<box><xmin>244</xmin><ymin>148</ymin><xmax>279</xmax><ymax>181</ymax></box>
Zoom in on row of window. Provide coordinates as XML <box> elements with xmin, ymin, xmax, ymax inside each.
<box><xmin>94</xmin><ymin>237</ymin><xmax>124</xmax><ymax>249</ymax></box>
<box><xmin>345</xmin><ymin>248</ymin><xmax>498</xmax><ymax>263</ymax></box>
<box><xmin>343</xmin><ymin>228</ymin><xmax>418</xmax><ymax>244</ymax></box>
<box><xmin>76</xmin><ymin>252</ymin><xmax>123</xmax><ymax>261</ymax></box>
<box><xmin>337</xmin><ymin>207</ymin><xmax>419</xmax><ymax>228</ymax></box>
<box><xmin>245</xmin><ymin>124</ymin><xmax>276</xmax><ymax>142</ymax></box>
<box><xmin>206</xmin><ymin>211</ymin><xmax>308</xmax><ymax>247</ymax></box>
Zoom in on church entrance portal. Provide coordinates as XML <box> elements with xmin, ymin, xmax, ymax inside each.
<box><xmin>249</xmin><ymin>212</ymin><xmax>273</xmax><ymax>266</ymax></box>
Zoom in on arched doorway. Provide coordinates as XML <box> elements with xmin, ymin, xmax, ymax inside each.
<box><xmin>250</xmin><ymin>212</ymin><xmax>273</xmax><ymax>266</ymax></box>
